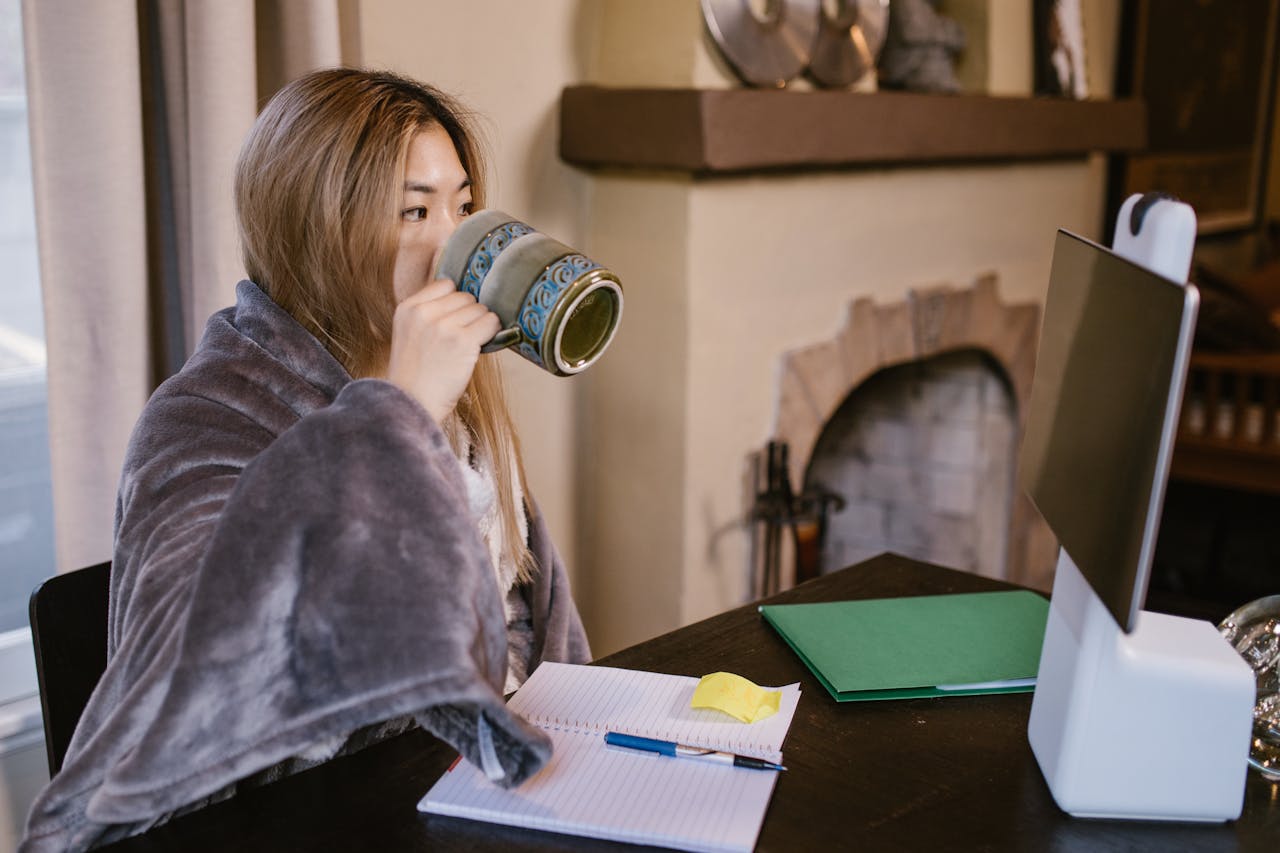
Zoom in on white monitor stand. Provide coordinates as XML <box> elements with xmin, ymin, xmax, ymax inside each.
<box><xmin>1025</xmin><ymin>195</ymin><xmax>1256</xmax><ymax>822</ymax></box>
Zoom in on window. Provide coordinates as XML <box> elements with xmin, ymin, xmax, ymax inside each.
<box><xmin>0</xmin><ymin>0</ymin><xmax>55</xmax><ymax>702</ymax></box>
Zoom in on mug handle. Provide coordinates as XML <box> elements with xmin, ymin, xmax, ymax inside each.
<box><xmin>480</xmin><ymin>325</ymin><xmax>522</xmax><ymax>354</ymax></box>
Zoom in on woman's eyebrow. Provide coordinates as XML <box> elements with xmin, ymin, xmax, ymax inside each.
<box><xmin>403</xmin><ymin>178</ymin><xmax>472</xmax><ymax>194</ymax></box>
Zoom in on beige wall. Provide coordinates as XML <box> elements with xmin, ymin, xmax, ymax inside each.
<box><xmin>579</xmin><ymin>175</ymin><xmax>694</xmax><ymax>646</ymax></box>
<box><xmin>361</xmin><ymin>1</ymin><xmax>1124</xmax><ymax>655</ymax></box>
<box><xmin>679</xmin><ymin>162</ymin><xmax>1106</xmax><ymax>625</ymax></box>
<box><xmin>359</xmin><ymin>1</ymin><xmax>601</xmax><ymax>588</ymax></box>
<box><xmin>576</xmin><ymin>159</ymin><xmax>1107</xmax><ymax>645</ymax></box>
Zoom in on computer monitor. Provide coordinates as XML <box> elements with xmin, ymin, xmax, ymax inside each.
<box><xmin>1018</xmin><ymin>229</ymin><xmax>1198</xmax><ymax>632</ymax></box>
<box><xmin>1023</xmin><ymin>198</ymin><xmax>1253</xmax><ymax>822</ymax></box>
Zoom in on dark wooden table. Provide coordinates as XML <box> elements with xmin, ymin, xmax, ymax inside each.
<box><xmin>107</xmin><ymin>553</ymin><xmax>1279</xmax><ymax>852</ymax></box>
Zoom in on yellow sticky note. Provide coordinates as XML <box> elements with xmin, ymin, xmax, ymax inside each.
<box><xmin>690</xmin><ymin>672</ymin><xmax>781</xmax><ymax>723</ymax></box>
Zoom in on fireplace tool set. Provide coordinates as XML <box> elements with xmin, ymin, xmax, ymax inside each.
<box><xmin>751</xmin><ymin>440</ymin><xmax>845</xmax><ymax>597</ymax></box>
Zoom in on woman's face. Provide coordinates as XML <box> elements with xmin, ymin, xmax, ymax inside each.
<box><xmin>392</xmin><ymin>125</ymin><xmax>473</xmax><ymax>304</ymax></box>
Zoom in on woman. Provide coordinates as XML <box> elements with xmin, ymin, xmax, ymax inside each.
<box><xmin>22</xmin><ymin>68</ymin><xmax>590</xmax><ymax>851</ymax></box>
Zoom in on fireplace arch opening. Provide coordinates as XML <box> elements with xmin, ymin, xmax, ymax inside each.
<box><xmin>763</xmin><ymin>275</ymin><xmax>1059</xmax><ymax>591</ymax></box>
<box><xmin>804</xmin><ymin>348</ymin><xmax>1018</xmax><ymax>579</ymax></box>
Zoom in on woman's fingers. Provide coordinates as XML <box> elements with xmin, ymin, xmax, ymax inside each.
<box><xmin>385</xmin><ymin>278</ymin><xmax>503</xmax><ymax>422</ymax></box>
<box><xmin>395</xmin><ymin>286</ymin><xmax>499</xmax><ymax>344</ymax></box>
<box><xmin>400</xmin><ymin>276</ymin><xmax>460</xmax><ymax>306</ymax></box>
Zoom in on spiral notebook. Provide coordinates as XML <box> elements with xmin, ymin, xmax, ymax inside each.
<box><xmin>419</xmin><ymin>662</ymin><xmax>802</xmax><ymax>853</ymax></box>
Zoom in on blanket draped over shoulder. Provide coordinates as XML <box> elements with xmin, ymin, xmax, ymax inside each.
<box><xmin>21</xmin><ymin>281</ymin><xmax>590</xmax><ymax>851</ymax></box>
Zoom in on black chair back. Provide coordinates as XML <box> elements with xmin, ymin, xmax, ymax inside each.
<box><xmin>28</xmin><ymin>561</ymin><xmax>110</xmax><ymax>776</ymax></box>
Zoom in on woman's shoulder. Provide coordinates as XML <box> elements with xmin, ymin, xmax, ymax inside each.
<box><xmin>144</xmin><ymin>282</ymin><xmax>350</xmax><ymax>432</ymax></box>
<box><xmin>122</xmin><ymin>307</ymin><xmax>333</xmax><ymax>474</ymax></box>
<box><xmin>148</xmin><ymin>327</ymin><xmax>312</xmax><ymax>435</ymax></box>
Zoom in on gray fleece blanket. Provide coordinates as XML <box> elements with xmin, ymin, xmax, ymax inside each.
<box><xmin>21</xmin><ymin>280</ymin><xmax>590</xmax><ymax>851</ymax></box>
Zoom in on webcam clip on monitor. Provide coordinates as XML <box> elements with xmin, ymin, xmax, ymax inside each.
<box><xmin>1021</xmin><ymin>194</ymin><xmax>1254</xmax><ymax>822</ymax></box>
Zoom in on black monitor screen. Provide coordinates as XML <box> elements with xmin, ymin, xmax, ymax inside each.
<box><xmin>1018</xmin><ymin>230</ymin><xmax>1198</xmax><ymax>632</ymax></box>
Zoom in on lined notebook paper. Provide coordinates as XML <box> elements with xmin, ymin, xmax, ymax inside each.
<box><xmin>419</xmin><ymin>662</ymin><xmax>802</xmax><ymax>853</ymax></box>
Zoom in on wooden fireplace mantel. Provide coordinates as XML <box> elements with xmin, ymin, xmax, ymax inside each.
<box><xmin>559</xmin><ymin>86</ymin><xmax>1147</xmax><ymax>173</ymax></box>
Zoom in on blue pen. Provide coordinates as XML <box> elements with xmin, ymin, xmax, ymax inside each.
<box><xmin>604</xmin><ymin>731</ymin><xmax>786</xmax><ymax>771</ymax></box>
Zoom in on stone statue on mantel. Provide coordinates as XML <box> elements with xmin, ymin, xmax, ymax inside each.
<box><xmin>877</xmin><ymin>0</ymin><xmax>966</xmax><ymax>94</ymax></box>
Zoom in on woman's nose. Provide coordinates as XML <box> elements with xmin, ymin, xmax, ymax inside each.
<box><xmin>436</xmin><ymin>211</ymin><xmax>463</xmax><ymax>248</ymax></box>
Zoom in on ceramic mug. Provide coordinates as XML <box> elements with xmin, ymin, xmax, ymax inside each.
<box><xmin>436</xmin><ymin>209</ymin><xmax>624</xmax><ymax>377</ymax></box>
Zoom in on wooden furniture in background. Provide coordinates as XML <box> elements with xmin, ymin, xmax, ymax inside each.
<box><xmin>1172</xmin><ymin>351</ymin><xmax>1280</xmax><ymax>495</ymax></box>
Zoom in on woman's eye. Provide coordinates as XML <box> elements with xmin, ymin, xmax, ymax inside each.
<box><xmin>459</xmin><ymin>202</ymin><xmax>473</xmax><ymax>218</ymax></box>
<box><xmin>402</xmin><ymin>206</ymin><xmax>427</xmax><ymax>222</ymax></box>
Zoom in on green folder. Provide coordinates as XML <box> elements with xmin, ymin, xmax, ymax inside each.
<box><xmin>759</xmin><ymin>590</ymin><xmax>1049</xmax><ymax>702</ymax></box>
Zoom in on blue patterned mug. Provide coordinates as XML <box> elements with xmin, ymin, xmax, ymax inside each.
<box><xmin>436</xmin><ymin>209</ymin><xmax>624</xmax><ymax>376</ymax></box>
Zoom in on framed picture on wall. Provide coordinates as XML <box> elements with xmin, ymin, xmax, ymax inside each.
<box><xmin>1111</xmin><ymin>0</ymin><xmax>1280</xmax><ymax>234</ymax></box>
<box><xmin>1033</xmin><ymin>0</ymin><xmax>1088</xmax><ymax>99</ymax></box>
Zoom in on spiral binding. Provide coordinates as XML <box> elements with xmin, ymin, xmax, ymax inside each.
<box><xmin>530</xmin><ymin>712</ymin><xmax>778</xmax><ymax>761</ymax></box>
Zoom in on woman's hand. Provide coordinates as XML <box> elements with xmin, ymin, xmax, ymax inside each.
<box><xmin>386</xmin><ymin>278</ymin><xmax>502</xmax><ymax>423</ymax></box>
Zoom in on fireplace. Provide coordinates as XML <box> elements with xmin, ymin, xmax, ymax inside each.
<box><xmin>564</xmin><ymin>42</ymin><xmax>1131</xmax><ymax>655</ymax></box>
<box><xmin>764</xmin><ymin>275</ymin><xmax>1058</xmax><ymax>592</ymax></box>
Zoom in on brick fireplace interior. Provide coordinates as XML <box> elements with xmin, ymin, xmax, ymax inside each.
<box><xmin>806</xmin><ymin>349</ymin><xmax>1018</xmax><ymax>583</ymax></box>
<box><xmin>768</xmin><ymin>275</ymin><xmax>1057</xmax><ymax>595</ymax></box>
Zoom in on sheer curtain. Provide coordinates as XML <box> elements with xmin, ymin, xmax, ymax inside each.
<box><xmin>21</xmin><ymin>0</ymin><xmax>357</xmax><ymax>572</ymax></box>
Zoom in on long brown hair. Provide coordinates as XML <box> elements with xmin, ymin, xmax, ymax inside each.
<box><xmin>234</xmin><ymin>68</ymin><xmax>535</xmax><ymax>580</ymax></box>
